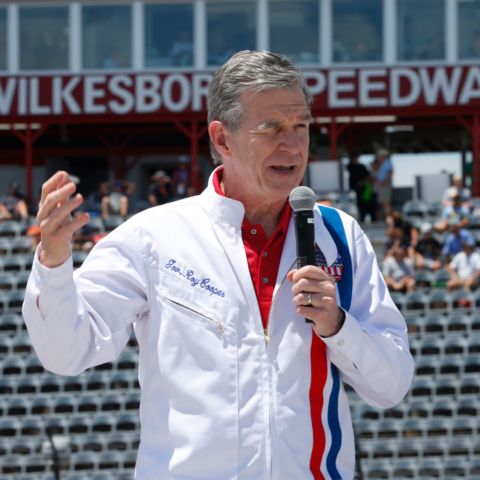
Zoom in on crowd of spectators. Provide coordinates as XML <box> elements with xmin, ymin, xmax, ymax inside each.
<box><xmin>381</xmin><ymin>176</ymin><xmax>480</xmax><ymax>296</ymax></box>
<box><xmin>1</xmin><ymin>161</ymin><xmax>478</xmax><ymax>299</ymax></box>
<box><xmin>0</xmin><ymin>157</ymin><xmax>193</xmax><ymax>255</ymax></box>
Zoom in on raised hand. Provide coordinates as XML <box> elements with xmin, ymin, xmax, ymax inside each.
<box><xmin>36</xmin><ymin>171</ymin><xmax>90</xmax><ymax>268</ymax></box>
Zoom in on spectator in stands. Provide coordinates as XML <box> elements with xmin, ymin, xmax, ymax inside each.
<box><xmin>442</xmin><ymin>174</ymin><xmax>472</xmax><ymax>209</ymax></box>
<box><xmin>373</xmin><ymin>148</ymin><xmax>394</xmax><ymax>219</ymax></box>
<box><xmin>384</xmin><ymin>211</ymin><xmax>418</xmax><ymax>260</ymax></box>
<box><xmin>171</xmin><ymin>156</ymin><xmax>191</xmax><ymax>199</ymax></box>
<box><xmin>435</xmin><ymin>192</ymin><xmax>471</xmax><ymax>232</ymax></box>
<box><xmin>100</xmin><ymin>179</ymin><xmax>135</xmax><ymax>220</ymax></box>
<box><xmin>0</xmin><ymin>181</ymin><xmax>29</xmax><ymax>221</ymax></box>
<box><xmin>23</xmin><ymin>50</ymin><xmax>414</xmax><ymax>479</ymax></box>
<box><xmin>382</xmin><ymin>241</ymin><xmax>416</xmax><ymax>293</ymax></box>
<box><xmin>446</xmin><ymin>237</ymin><xmax>480</xmax><ymax>291</ymax></box>
<box><xmin>147</xmin><ymin>170</ymin><xmax>172</xmax><ymax>206</ymax></box>
<box><xmin>441</xmin><ymin>220</ymin><xmax>476</xmax><ymax>261</ymax></box>
<box><xmin>346</xmin><ymin>155</ymin><xmax>376</xmax><ymax>222</ymax></box>
<box><xmin>414</xmin><ymin>223</ymin><xmax>443</xmax><ymax>271</ymax></box>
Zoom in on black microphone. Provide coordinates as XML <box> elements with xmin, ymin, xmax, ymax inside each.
<box><xmin>289</xmin><ymin>186</ymin><xmax>317</xmax><ymax>323</ymax></box>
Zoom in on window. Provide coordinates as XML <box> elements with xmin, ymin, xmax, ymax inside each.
<box><xmin>145</xmin><ymin>3</ymin><xmax>194</xmax><ymax>67</ymax></box>
<box><xmin>397</xmin><ymin>0</ymin><xmax>445</xmax><ymax>61</ymax></box>
<box><xmin>19</xmin><ymin>7</ymin><xmax>69</xmax><ymax>70</ymax></box>
<box><xmin>269</xmin><ymin>0</ymin><xmax>319</xmax><ymax>64</ymax></box>
<box><xmin>332</xmin><ymin>0</ymin><xmax>383</xmax><ymax>63</ymax></box>
<box><xmin>458</xmin><ymin>0</ymin><xmax>480</xmax><ymax>60</ymax></box>
<box><xmin>0</xmin><ymin>8</ymin><xmax>6</xmax><ymax>70</ymax></box>
<box><xmin>82</xmin><ymin>5</ymin><xmax>131</xmax><ymax>69</ymax></box>
<box><xmin>206</xmin><ymin>1</ymin><xmax>256</xmax><ymax>66</ymax></box>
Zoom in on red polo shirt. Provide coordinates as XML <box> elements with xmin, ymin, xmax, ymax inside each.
<box><xmin>213</xmin><ymin>167</ymin><xmax>291</xmax><ymax>330</ymax></box>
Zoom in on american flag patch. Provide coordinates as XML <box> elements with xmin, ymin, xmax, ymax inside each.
<box><xmin>315</xmin><ymin>244</ymin><xmax>343</xmax><ymax>282</ymax></box>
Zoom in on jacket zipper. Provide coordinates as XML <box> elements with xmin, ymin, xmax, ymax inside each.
<box><xmin>166</xmin><ymin>298</ymin><xmax>225</xmax><ymax>337</ymax></box>
<box><xmin>264</xmin><ymin>260</ymin><xmax>295</xmax><ymax>344</ymax></box>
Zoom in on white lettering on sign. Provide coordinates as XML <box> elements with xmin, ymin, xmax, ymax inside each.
<box><xmin>109</xmin><ymin>75</ymin><xmax>134</xmax><ymax>114</ymax></box>
<box><xmin>136</xmin><ymin>75</ymin><xmax>161</xmax><ymax>113</ymax></box>
<box><xmin>419</xmin><ymin>67</ymin><xmax>462</xmax><ymax>105</ymax></box>
<box><xmin>359</xmin><ymin>69</ymin><xmax>388</xmax><ymax>107</ymax></box>
<box><xmin>304</xmin><ymin>71</ymin><xmax>327</xmax><ymax>96</ymax></box>
<box><xmin>162</xmin><ymin>74</ymin><xmax>190</xmax><ymax>112</ymax></box>
<box><xmin>459</xmin><ymin>66</ymin><xmax>480</xmax><ymax>105</ymax></box>
<box><xmin>192</xmin><ymin>73</ymin><xmax>211</xmax><ymax>111</ymax></box>
<box><xmin>84</xmin><ymin>76</ymin><xmax>107</xmax><ymax>114</ymax></box>
<box><xmin>53</xmin><ymin>77</ymin><xmax>81</xmax><ymax>114</ymax></box>
<box><xmin>0</xmin><ymin>78</ymin><xmax>16</xmax><ymax>115</ymax></box>
<box><xmin>328</xmin><ymin>69</ymin><xmax>356</xmax><ymax>108</ymax></box>
<box><xmin>30</xmin><ymin>78</ymin><xmax>51</xmax><ymax>115</ymax></box>
<box><xmin>390</xmin><ymin>68</ymin><xmax>421</xmax><ymax>107</ymax></box>
<box><xmin>2</xmin><ymin>66</ymin><xmax>480</xmax><ymax>118</ymax></box>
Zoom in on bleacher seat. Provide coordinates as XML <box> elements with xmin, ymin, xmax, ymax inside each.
<box><xmin>54</xmin><ymin>395</ymin><xmax>76</xmax><ymax>414</ymax></box>
<box><xmin>436</xmin><ymin>377</ymin><xmax>458</xmax><ymax>396</ymax></box>
<box><xmin>0</xmin><ymin>221</ymin><xmax>22</xmax><ymax>238</ymax></box>
<box><xmin>439</xmin><ymin>356</ymin><xmax>462</xmax><ymax>376</ymax></box>
<box><xmin>432</xmin><ymin>399</ymin><xmax>455</xmax><ymax>417</ymax></box>
<box><xmin>464</xmin><ymin>353</ymin><xmax>480</xmax><ymax>373</ymax></box>
<box><xmin>92</xmin><ymin>414</ymin><xmax>115</xmax><ymax>433</ymax></box>
<box><xmin>428</xmin><ymin>289</ymin><xmax>451</xmax><ymax>310</ymax></box>
<box><xmin>418</xmin><ymin>458</ymin><xmax>442</xmax><ymax>478</ymax></box>
<box><xmin>1</xmin><ymin>454</ymin><xmax>22</xmax><ymax>474</ymax></box>
<box><xmin>424</xmin><ymin>313</ymin><xmax>448</xmax><ymax>334</ymax></box>
<box><xmin>405</xmin><ymin>290</ymin><xmax>428</xmax><ymax>312</ymax></box>
<box><xmin>78</xmin><ymin>394</ymin><xmax>100</xmax><ymax>413</ymax></box>
<box><xmin>447</xmin><ymin>312</ymin><xmax>470</xmax><ymax>333</ymax></box>
<box><xmin>25</xmin><ymin>454</ymin><xmax>47</xmax><ymax>474</ymax></box>
<box><xmin>69</xmin><ymin>414</ymin><xmax>92</xmax><ymax>435</ymax></box>
<box><xmin>6</xmin><ymin>397</ymin><xmax>29</xmax><ymax>416</ymax></box>
<box><xmin>365</xmin><ymin>459</ymin><xmax>392</xmax><ymax>478</ymax></box>
<box><xmin>0</xmin><ymin>313</ymin><xmax>23</xmax><ymax>335</ymax></box>
<box><xmin>444</xmin><ymin>458</ymin><xmax>468</xmax><ymax>477</ymax></box>
<box><xmin>20</xmin><ymin>417</ymin><xmax>42</xmax><ymax>437</ymax></box>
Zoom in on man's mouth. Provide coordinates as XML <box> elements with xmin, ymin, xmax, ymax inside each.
<box><xmin>271</xmin><ymin>165</ymin><xmax>295</xmax><ymax>172</ymax></box>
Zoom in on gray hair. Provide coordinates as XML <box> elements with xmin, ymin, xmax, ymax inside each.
<box><xmin>207</xmin><ymin>50</ymin><xmax>312</xmax><ymax>164</ymax></box>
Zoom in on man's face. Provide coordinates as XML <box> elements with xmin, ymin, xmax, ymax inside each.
<box><xmin>222</xmin><ymin>87</ymin><xmax>311</xmax><ymax>205</ymax></box>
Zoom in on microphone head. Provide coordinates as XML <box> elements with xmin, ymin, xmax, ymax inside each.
<box><xmin>289</xmin><ymin>186</ymin><xmax>317</xmax><ymax>212</ymax></box>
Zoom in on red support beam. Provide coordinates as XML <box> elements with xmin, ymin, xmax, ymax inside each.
<box><xmin>175</xmin><ymin>121</ymin><xmax>208</xmax><ymax>194</ymax></box>
<box><xmin>11</xmin><ymin>124</ymin><xmax>48</xmax><ymax>200</ymax></box>
<box><xmin>456</xmin><ymin>114</ymin><xmax>480</xmax><ymax>196</ymax></box>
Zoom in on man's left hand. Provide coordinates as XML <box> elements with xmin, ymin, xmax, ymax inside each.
<box><xmin>288</xmin><ymin>265</ymin><xmax>345</xmax><ymax>338</ymax></box>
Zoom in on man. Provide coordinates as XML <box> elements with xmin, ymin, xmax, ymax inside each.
<box><xmin>382</xmin><ymin>241</ymin><xmax>416</xmax><ymax>293</ymax></box>
<box><xmin>372</xmin><ymin>148</ymin><xmax>393</xmax><ymax>219</ymax></box>
<box><xmin>23</xmin><ymin>50</ymin><xmax>414</xmax><ymax>479</ymax></box>
<box><xmin>441</xmin><ymin>219</ymin><xmax>476</xmax><ymax>261</ymax></box>
<box><xmin>147</xmin><ymin>169</ymin><xmax>172</xmax><ymax>206</ymax></box>
<box><xmin>446</xmin><ymin>237</ymin><xmax>480</xmax><ymax>291</ymax></box>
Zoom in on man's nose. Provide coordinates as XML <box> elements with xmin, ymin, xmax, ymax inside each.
<box><xmin>279</xmin><ymin>129</ymin><xmax>304</xmax><ymax>153</ymax></box>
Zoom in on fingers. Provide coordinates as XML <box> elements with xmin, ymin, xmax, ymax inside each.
<box><xmin>40</xmin><ymin>171</ymin><xmax>70</xmax><ymax>204</ymax></box>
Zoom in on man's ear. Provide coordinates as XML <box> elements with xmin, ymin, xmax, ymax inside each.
<box><xmin>209</xmin><ymin>121</ymin><xmax>233</xmax><ymax>161</ymax></box>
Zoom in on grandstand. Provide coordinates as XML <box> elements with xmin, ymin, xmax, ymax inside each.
<box><xmin>0</xmin><ymin>197</ymin><xmax>477</xmax><ymax>478</ymax></box>
<box><xmin>2</xmin><ymin>0</ymin><xmax>480</xmax><ymax>477</ymax></box>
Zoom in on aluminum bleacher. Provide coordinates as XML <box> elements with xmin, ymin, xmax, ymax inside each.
<box><xmin>0</xmin><ymin>220</ymin><xmax>478</xmax><ymax>478</ymax></box>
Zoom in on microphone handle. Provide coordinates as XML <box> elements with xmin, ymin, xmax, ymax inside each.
<box><xmin>293</xmin><ymin>210</ymin><xmax>316</xmax><ymax>324</ymax></box>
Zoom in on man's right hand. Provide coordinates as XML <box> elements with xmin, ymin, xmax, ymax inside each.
<box><xmin>36</xmin><ymin>171</ymin><xmax>90</xmax><ymax>268</ymax></box>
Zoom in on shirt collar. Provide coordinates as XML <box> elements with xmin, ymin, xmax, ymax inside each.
<box><xmin>212</xmin><ymin>166</ymin><xmax>291</xmax><ymax>234</ymax></box>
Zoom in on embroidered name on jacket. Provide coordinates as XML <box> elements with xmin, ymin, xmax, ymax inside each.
<box><xmin>164</xmin><ymin>259</ymin><xmax>226</xmax><ymax>298</ymax></box>
<box><xmin>315</xmin><ymin>244</ymin><xmax>343</xmax><ymax>282</ymax></box>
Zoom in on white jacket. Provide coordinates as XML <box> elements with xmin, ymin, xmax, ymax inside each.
<box><xmin>23</xmin><ymin>171</ymin><xmax>414</xmax><ymax>479</ymax></box>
